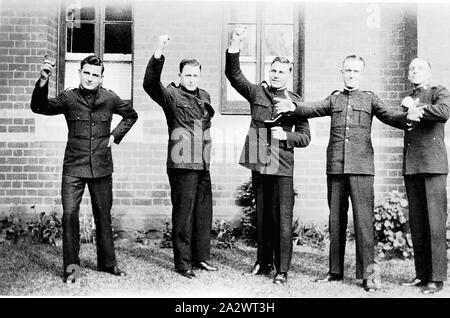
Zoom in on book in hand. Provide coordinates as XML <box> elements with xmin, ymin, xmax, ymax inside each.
<box><xmin>263</xmin><ymin>113</ymin><xmax>292</xmax><ymax>128</ymax></box>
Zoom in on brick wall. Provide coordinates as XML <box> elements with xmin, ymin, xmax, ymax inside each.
<box><xmin>0</xmin><ymin>0</ymin><xmax>60</xmax><ymax>213</ymax></box>
<box><xmin>0</xmin><ymin>1</ymin><xmax>433</xmax><ymax>232</ymax></box>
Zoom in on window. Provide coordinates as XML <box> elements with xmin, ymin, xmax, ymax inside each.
<box><xmin>59</xmin><ymin>0</ymin><xmax>133</xmax><ymax>100</ymax></box>
<box><xmin>221</xmin><ymin>2</ymin><xmax>304</xmax><ymax>114</ymax></box>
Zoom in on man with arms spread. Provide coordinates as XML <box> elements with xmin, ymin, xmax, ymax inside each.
<box><xmin>276</xmin><ymin>55</ymin><xmax>423</xmax><ymax>291</ymax></box>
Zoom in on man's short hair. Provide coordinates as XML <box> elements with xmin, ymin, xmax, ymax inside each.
<box><xmin>271</xmin><ymin>56</ymin><xmax>293</xmax><ymax>72</ymax></box>
<box><xmin>342</xmin><ymin>55</ymin><xmax>365</xmax><ymax>70</ymax></box>
<box><xmin>80</xmin><ymin>55</ymin><xmax>104</xmax><ymax>74</ymax></box>
<box><xmin>179</xmin><ymin>59</ymin><xmax>202</xmax><ymax>73</ymax></box>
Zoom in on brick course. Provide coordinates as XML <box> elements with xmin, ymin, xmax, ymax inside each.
<box><xmin>1</xmin><ymin>1</ymin><xmax>446</xmax><ymax>231</ymax></box>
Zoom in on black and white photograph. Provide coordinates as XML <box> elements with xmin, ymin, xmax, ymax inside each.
<box><xmin>1</xmin><ymin>0</ymin><xmax>450</xmax><ymax>306</ymax></box>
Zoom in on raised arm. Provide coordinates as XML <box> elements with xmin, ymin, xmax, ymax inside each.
<box><xmin>142</xmin><ymin>35</ymin><xmax>175</xmax><ymax>107</ymax></box>
<box><xmin>224</xmin><ymin>26</ymin><xmax>258</xmax><ymax>101</ymax></box>
<box><xmin>30</xmin><ymin>56</ymin><xmax>66</xmax><ymax>115</ymax></box>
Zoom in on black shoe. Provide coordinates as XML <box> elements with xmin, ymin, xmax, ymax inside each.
<box><xmin>362</xmin><ymin>279</ymin><xmax>378</xmax><ymax>292</ymax></box>
<box><xmin>247</xmin><ymin>262</ymin><xmax>273</xmax><ymax>276</ymax></box>
<box><xmin>422</xmin><ymin>281</ymin><xmax>444</xmax><ymax>295</ymax></box>
<box><xmin>401</xmin><ymin>278</ymin><xmax>428</xmax><ymax>287</ymax></box>
<box><xmin>177</xmin><ymin>269</ymin><xmax>196</xmax><ymax>279</ymax></box>
<box><xmin>273</xmin><ymin>272</ymin><xmax>288</xmax><ymax>284</ymax></box>
<box><xmin>100</xmin><ymin>266</ymin><xmax>127</xmax><ymax>277</ymax></box>
<box><xmin>194</xmin><ymin>261</ymin><xmax>218</xmax><ymax>271</ymax></box>
<box><xmin>314</xmin><ymin>273</ymin><xmax>343</xmax><ymax>283</ymax></box>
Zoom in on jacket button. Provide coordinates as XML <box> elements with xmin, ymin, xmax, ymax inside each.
<box><xmin>77</xmin><ymin>116</ymin><xmax>80</xmax><ymax>120</ymax></box>
<box><xmin>92</xmin><ymin>123</ymin><xmax>95</xmax><ymax>126</ymax></box>
<box><xmin>345</xmin><ymin>139</ymin><xmax>349</xmax><ymax>142</ymax></box>
<box><xmin>91</xmin><ymin>137</ymin><xmax>94</xmax><ymax>140</ymax></box>
<box><xmin>346</xmin><ymin>127</ymin><xmax>349</xmax><ymax>130</ymax></box>
<box><xmin>91</xmin><ymin>151</ymin><xmax>94</xmax><ymax>154</ymax></box>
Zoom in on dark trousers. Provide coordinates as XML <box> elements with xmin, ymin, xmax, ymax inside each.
<box><xmin>404</xmin><ymin>174</ymin><xmax>447</xmax><ymax>282</ymax></box>
<box><xmin>167</xmin><ymin>169</ymin><xmax>213</xmax><ymax>270</ymax></box>
<box><xmin>327</xmin><ymin>175</ymin><xmax>375</xmax><ymax>279</ymax></box>
<box><xmin>252</xmin><ymin>171</ymin><xmax>294</xmax><ymax>273</ymax></box>
<box><xmin>61</xmin><ymin>174</ymin><xmax>116</xmax><ymax>271</ymax></box>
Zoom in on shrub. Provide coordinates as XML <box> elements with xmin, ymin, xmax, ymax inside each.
<box><xmin>0</xmin><ymin>213</ymin><xmax>27</xmax><ymax>244</ymax></box>
<box><xmin>212</xmin><ymin>219</ymin><xmax>237</xmax><ymax>249</ymax></box>
<box><xmin>28</xmin><ymin>207</ymin><xmax>62</xmax><ymax>246</ymax></box>
<box><xmin>235</xmin><ymin>178</ymin><xmax>257</xmax><ymax>247</ymax></box>
<box><xmin>374</xmin><ymin>190</ymin><xmax>413</xmax><ymax>259</ymax></box>
<box><xmin>160</xmin><ymin>221</ymin><xmax>173</xmax><ymax>248</ymax></box>
<box><xmin>292</xmin><ymin>219</ymin><xmax>328</xmax><ymax>250</ymax></box>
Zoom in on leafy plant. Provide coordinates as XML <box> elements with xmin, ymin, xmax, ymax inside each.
<box><xmin>0</xmin><ymin>214</ymin><xmax>27</xmax><ymax>244</ymax></box>
<box><xmin>374</xmin><ymin>190</ymin><xmax>413</xmax><ymax>259</ymax></box>
<box><xmin>27</xmin><ymin>207</ymin><xmax>62</xmax><ymax>246</ymax></box>
<box><xmin>235</xmin><ymin>178</ymin><xmax>257</xmax><ymax>247</ymax></box>
<box><xmin>160</xmin><ymin>221</ymin><xmax>173</xmax><ymax>248</ymax></box>
<box><xmin>212</xmin><ymin>219</ymin><xmax>237</xmax><ymax>249</ymax></box>
<box><xmin>292</xmin><ymin>219</ymin><xmax>329</xmax><ymax>250</ymax></box>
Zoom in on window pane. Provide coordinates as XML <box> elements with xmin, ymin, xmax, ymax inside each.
<box><xmin>105</xmin><ymin>23</ymin><xmax>132</xmax><ymax>54</ymax></box>
<box><xmin>262</xmin><ymin>3</ymin><xmax>294</xmax><ymax>24</ymax></box>
<box><xmin>65</xmin><ymin>0</ymin><xmax>95</xmax><ymax>21</ymax></box>
<box><xmin>264</xmin><ymin>25</ymin><xmax>293</xmax><ymax>58</ymax></box>
<box><xmin>102</xmin><ymin>62</ymin><xmax>132</xmax><ymax>99</ymax></box>
<box><xmin>228</xmin><ymin>24</ymin><xmax>256</xmax><ymax>57</ymax></box>
<box><xmin>105</xmin><ymin>0</ymin><xmax>132</xmax><ymax>21</ymax></box>
<box><xmin>227</xmin><ymin>62</ymin><xmax>256</xmax><ymax>102</ymax></box>
<box><xmin>66</xmin><ymin>23</ymin><xmax>95</xmax><ymax>53</ymax></box>
<box><xmin>263</xmin><ymin>25</ymin><xmax>294</xmax><ymax>90</ymax></box>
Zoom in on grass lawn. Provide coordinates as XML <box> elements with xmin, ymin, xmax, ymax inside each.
<box><xmin>0</xmin><ymin>238</ymin><xmax>449</xmax><ymax>298</ymax></box>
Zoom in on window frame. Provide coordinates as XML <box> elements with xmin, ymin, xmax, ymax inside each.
<box><xmin>57</xmin><ymin>0</ymin><xmax>134</xmax><ymax>103</ymax></box>
<box><xmin>220</xmin><ymin>2</ymin><xmax>305</xmax><ymax>115</ymax></box>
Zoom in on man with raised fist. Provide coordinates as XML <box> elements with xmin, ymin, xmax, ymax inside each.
<box><xmin>30</xmin><ymin>55</ymin><xmax>138</xmax><ymax>283</ymax></box>
<box><xmin>225</xmin><ymin>26</ymin><xmax>311</xmax><ymax>284</ymax></box>
<box><xmin>143</xmin><ymin>35</ymin><xmax>218</xmax><ymax>279</ymax></box>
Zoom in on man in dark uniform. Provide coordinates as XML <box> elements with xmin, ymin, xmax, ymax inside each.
<box><xmin>143</xmin><ymin>35</ymin><xmax>218</xmax><ymax>279</ymax></box>
<box><xmin>399</xmin><ymin>58</ymin><xmax>450</xmax><ymax>294</ymax></box>
<box><xmin>276</xmin><ymin>55</ymin><xmax>424</xmax><ymax>291</ymax></box>
<box><xmin>30</xmin><ymin>55</ymin><xmax>138</xmax><ymax>283</ymax></box>
<box><xmin>225</xmin><ymin>27</ymin><xmax>311</xmax><ymax>284</ymax></box>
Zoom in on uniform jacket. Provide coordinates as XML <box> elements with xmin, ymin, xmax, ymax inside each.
<box><xmin>143</xmin><ymin>55</ymin><xmax>215</xmax><ymax>171</ymax></box>
<box><xmin>225</xmin><ymin>51</ymin><xmax>311</xmax><ymax>176</ymax></box>
<box><xmin>30</xmin><ymin>81</ymin><xmax>138</xmax><ymax>178</ymax></box>
<box><xmin>403</xmin><ymin>85</ymin><xmax>450</xmax><ymax>175</ymax></box>
<box><xmin>293</xmin><ymin>89</ymin><xmax>408</xmax><ymax>175</ymax></box>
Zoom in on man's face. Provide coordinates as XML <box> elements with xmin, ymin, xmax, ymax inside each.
<box><xmin>79</xmin><ymin>64</ymin><xmax>103</xmax><ymax>90</ymax></box>
<box><xmin>341</xmin><ymin>58</ymin><xmax>364</xmax><ymax>90</ymax></box>
<box><xmin>269</xmin><ymin>62</ymin><xmax>291</xmax><ymax>90</ymax></box>
<box><xmin>179</xmin><ymin>64</ymin><xmax>201</xmax><ymax>91</ymax></box>
<box><xmin>408</xmin><ymin>58</ymin><xmax>431</xmax><ymax>86</ymax></box>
